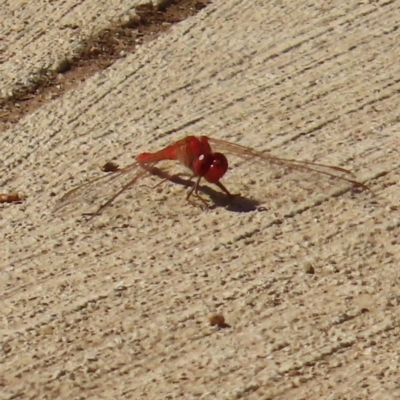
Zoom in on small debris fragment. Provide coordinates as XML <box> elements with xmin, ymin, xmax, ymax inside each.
<box><xmin>2</xmin><ymin>343</ymin><xmax>12</xmax><ymax>354</ymax></box>
<box><xmin>120</xmin><ymin>11</ymin><xmax>141</xmax><ymax>28</ymax></box>
<box><xmin>102</xmin><ymin>161</ymin><xmax>120</xmax><ymax>172</ymax></box>
<box><xmin>85</xmin><ymin>353</ymin><xmax>98</xmax><ymax>362</ymax></box>
<box><xmin>208</xmin><ymin>313</ymin><xmax>230</xmax><ymax>328</ymax></box>
<box><xmin>54</xmin><ymin>58</ymin><xmax>72</xmax><ymax>74</ymax></box>
<box><xmin>303</xmin><ymin>263</ymin><xmax>315</xmax><ymax>274</ymax></box>
<box><xmin>52</xmin><ymin>369</ymin><xmax>66</xmax><ymax>379</ymax></box>
<box><xmin>152</xmin><ymin>0</ymin><xmax>173</xmax><ymax>11</ymax></box>
<box><xmin>0</xmin><ymin>192</ymin><xmax>25</xmax><ymax>203</ymax></box>
<box><xmin>39</xmin><ymin>326</ymin><xmax>54</xmax><ymax>335</ymax></box>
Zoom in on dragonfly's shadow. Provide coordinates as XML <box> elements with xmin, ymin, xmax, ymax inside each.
<box><xmin>154</xmin><ymin>169</ymin><xmax>260</xmax><ymax>213</ymax></box>
<box><xmin>203</xmin><ymin>187</ymin><xmax>261</xmax><ymax>213</ymax></box>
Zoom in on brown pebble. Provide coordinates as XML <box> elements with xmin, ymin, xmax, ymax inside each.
<box><xmin>208</xmin><ymin>313</ymin><xmax>230</xmax><ymax>328</ymax></box>
<box><xmin>0</xmin><ymin>192</ymin><xmax>25</xmax><ymax>203</ymax></box>
<box><xmin>102</xmin><ymin>161</ymin><xmax>120</xmax><ymax>172</ymax></box>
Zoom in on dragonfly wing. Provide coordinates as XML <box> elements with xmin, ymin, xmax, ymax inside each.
<box><xmin>54</xmin><ymin>162</ymin><xmax>159</xmax><ymax>214</ymax></box>
<box><xmin>207</xmin><ymin>137</ymin><xmax>369</xmax><ymax>191</ymax></box>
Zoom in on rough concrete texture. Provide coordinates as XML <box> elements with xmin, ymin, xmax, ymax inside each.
<box><xmin>0</xmin><ymin>0</ymin><xmax>146</xmax><ymax>97</ymax></box>
<box><xmin>1</xmin><ymin>0</ymin><xmax>400</xmax><ymax>399</ymax></box>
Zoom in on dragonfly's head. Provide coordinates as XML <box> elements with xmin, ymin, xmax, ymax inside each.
<box><xmin>194</xmin><ymin>152</ymin><xmax>228</xmax><ymax>183</ymax></box>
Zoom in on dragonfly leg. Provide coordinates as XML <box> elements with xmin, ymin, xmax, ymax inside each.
<box><xmin>81</xmin><ymin>169</ymin><xmax>150</xmax><ymax>221</ymax></box>
<box><xmin>142</xmin><ymin>173</ymin><xmax>193</xmax><ymax>190</ymax></box>
<box><xmin>186</xmin><ymin>176</ymin><xmax>211</xmax><ymax>209</ymax></box>
<box><xmin>186</xmin><ymin>178</ymin><xmax>239</xmax><ymax>209</ymax></box>
<box><xmin>141</xmin><ymin>177</ymin><xmax>171</xmax><ymax>190</ymax></box>
<box><xmin>215</xmin><ymin>181</ymin><xmax>240</xmax><ymax>200</ymax></box>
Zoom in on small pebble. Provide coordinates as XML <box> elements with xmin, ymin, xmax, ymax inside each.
<box><xmin>208</xmin><ymin>313</ymin><xmax>230</xmax><ymax>328</ymax></box>
<box><xmin>304</xmin><ymin>263</ymin><xmax>315</xmax><ymax>274</ymax></box>
<box><xmin>102</xmin><ymin>161</ymin><xmax>120</xmax><ymax>172</ymax></box>
<box><xmin>54</xmin><ymin>58</ymin><xmax>72</xmax><ymax>74</ymax></box>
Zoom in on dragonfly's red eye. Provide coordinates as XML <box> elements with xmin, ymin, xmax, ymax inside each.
<box><xmin>194</xmin><ymin>153</ymin><xmax>228</xmax><ymax>183</ymax></box>
<box><xmin>205</xmin><ymin>153</ymin><xmax>228</xmax><ymax>183</ymax></box>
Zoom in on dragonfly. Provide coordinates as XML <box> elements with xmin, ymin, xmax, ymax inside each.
<box><xmin>54</xmin><ymin>135</ymin><xmax>369</xmax><ymax>217</ymax></box>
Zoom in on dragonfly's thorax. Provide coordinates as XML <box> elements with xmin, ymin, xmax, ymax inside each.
<box><xmin>178</xmin><ymin>136</ymin><xmax>213</xmax><ymax>172</ymax></box>
<box><xmin>178</xmin><ymin>136</ymin><xmax>229</xmax><ymax>183</ymax></box>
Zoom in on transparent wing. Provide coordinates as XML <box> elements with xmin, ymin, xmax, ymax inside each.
<box><xmin>207</xmin><ymin>137</ymin><xmax>369</xmax><ymax>192</ymax></box>
<box><xmin>54</xmin><ymin>162</ymin><xmax>159</xmax><ymax>216</ymax></box>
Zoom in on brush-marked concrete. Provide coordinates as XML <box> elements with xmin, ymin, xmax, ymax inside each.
<box><xmin>0</xmin><ymin>0</ymin><xmax>399</xmax><ymax>398</ymax></box>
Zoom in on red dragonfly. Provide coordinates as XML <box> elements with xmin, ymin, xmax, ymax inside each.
<box><xmin>54</xmin><ymin>136</ymin><xmax>369</xmax><ymax>217</ymax></box>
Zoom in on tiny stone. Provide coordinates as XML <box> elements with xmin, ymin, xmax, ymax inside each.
<box><xmin>208</xmin><ymin>313</ymin><xmax>229</xmax><ymax>328</ymax></box>
<box><xmin>101</xmin><ymin>161</ymin><xmax>119</xmax><ymax>172</ymax></box>
<box><xmin>85</xmin><ymin>365</ymin><xmax>97</xmax><ymax>373</ymax></box>
<box><xmin>85</xmin><ymin>353</ymin><xmax>98</xmax><ymax>362</ymax></box>
<box><xmin>120</xmin><ymin>12</ymin><xmax>141</xmax><ymax>28</ymax></box>
<box><xmin>114</xmin><ymin>282</ymin><xmax>127</xmax><ymax>291</ymax></box>
<box><xmin>2</xmin><ymin>343</ymin><xmax>11</xmax><ymax>354</ymax></box>
<box><xmin>53</xmin><ymin>369</ymin><xmax>66</xmax><ymax>379</ymax></box>
<box><xmin>304</xmin><ymin>263</ymin><xmax>315</xmax><ymax>274</ymax></box>
<box><xmin>152</xmin><ymin>0</ymin><xmax>173</xmax><ymax>11</ymax></box>
<box><xmin>54</xmin><ymin>58</ymin><xmax>72</xmax><ymax>74</ymax></box>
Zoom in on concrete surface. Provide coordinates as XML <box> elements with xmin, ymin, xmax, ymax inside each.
<box><xmin>0</xmin><ymin>0</ymin><xmax>145</xmax><ymax>98</ymax></box>
<box><xmin>1</xmin><ymin>0</ymin><xmax>399</xmax><ymax>399</ymax></box>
